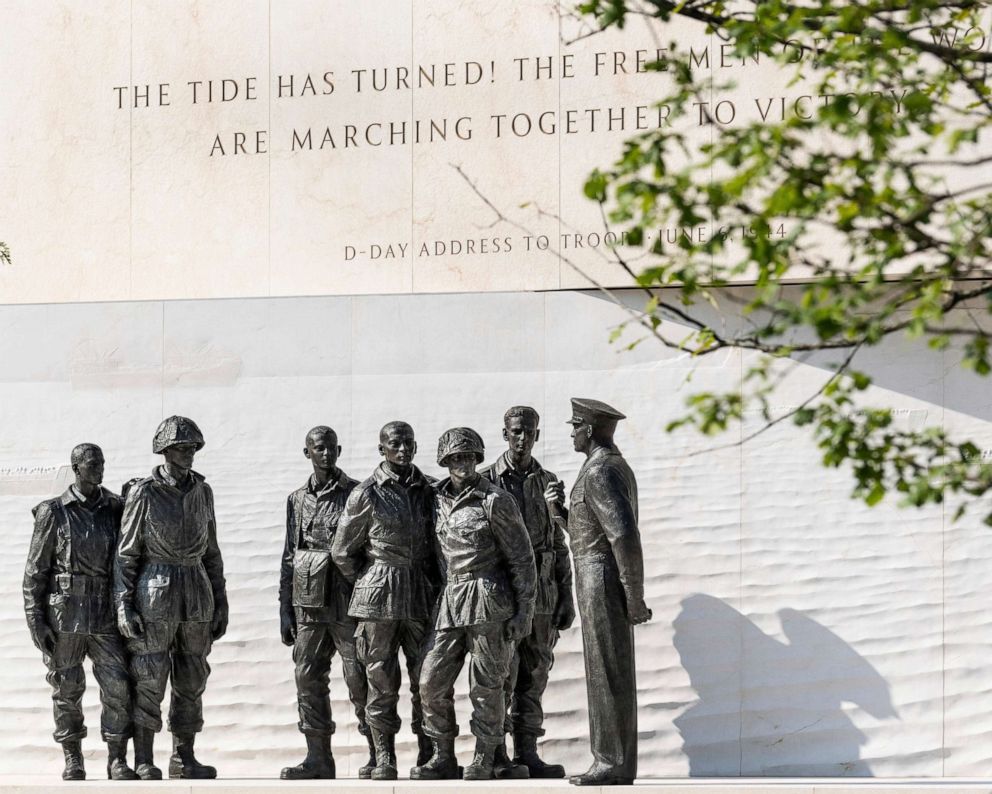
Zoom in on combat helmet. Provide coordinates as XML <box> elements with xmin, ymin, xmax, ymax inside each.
<box><xmin>437</xmin><ymin>427</ymin><xmax>485</xmax><ymax>466</ymax></box>
<box><xmin>153</xmin><ymin>415</ymin><xmax>205</xmax><ymax>454</ymax></box>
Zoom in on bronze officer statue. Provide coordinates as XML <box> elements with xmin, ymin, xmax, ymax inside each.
<box><xmin>279</xmin><ymin>426</ymin><xmax>372</xmax><ymax>779</ymax></box>
<box><xmin>115</xmin><ymin>416</ymin><xmax>228</xmax><ymax>780</ymax></box>
<box><xmin>331</xmin><ymin>421</ymin><xmax>441</xmax><ymax>780</ymax></box>
<box><xmin>481</xmin><ymin>406</ymin><xmax>574</xmax><ymax>779</ymax></box>
<box><xmin>566</xmin><ymin>399</ymin><xmax>651</xmax><ymax>786</ymax></box>
<box><xmin>23</xmin><ymin>443</ymin><xmax>138</xmax><ymax>780</ymax></box>
<box><xmin>414</xmin><ymin>428</ymin><xmax>537</xmax><ymax>781</ymax></box>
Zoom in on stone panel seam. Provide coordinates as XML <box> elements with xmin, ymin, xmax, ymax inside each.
<box><xmin>128</xmin><ymin>0</ymin><xmax>133</xmax><ymax>298</ymax></box>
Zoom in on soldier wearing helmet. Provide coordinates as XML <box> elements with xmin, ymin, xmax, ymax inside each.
<box><xmin>413</xmin><ymin>428</ymin><xmax>536</xmax><ymax>782</ymax></box>
<box><xmin>114</xmin><ymin>416</ymin><xmax>227</xmax><ymax>780</ymax></box>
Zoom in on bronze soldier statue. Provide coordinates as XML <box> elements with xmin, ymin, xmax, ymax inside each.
<box><xmin>413</xmin><ymin>427</ymin><xmax>537</xmax><ymax>781</ymax></box>
<box><xmin>23</xmin><ymin>443</ymin><xmax>138</xmax><ymax>781</ymax></box>
<box><xmin>115</xmin><ymin>416</ymin><xmax>228</xmax><ymax>780</ymax></box>
<box><xmin>565</xmin><ymin>399</ymin><xmax>651</xmax><ymax>786</ymax></box>
<box><xmin>279</xmin><ymin>426</ymin><xmax>372</xmax><ymax>780</ymax></box>
<box><xmin>331</xmin><ymin>421</ymin><xmax>440</xmax><ymax>780</ymax></box>
<box><xmin>481</xmin><ymin>406</ymin><xmax>575</xmax><ymax>779</ymax></box>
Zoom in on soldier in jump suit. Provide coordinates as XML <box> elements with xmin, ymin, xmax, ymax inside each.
<box><xmin>331</xmin><ymin>421</ymin><xmax>441</xmax><ymax>780</ymax></box>
<box><xmin>565</xmin><ymin>399</ymin><xmax>651</xmax><ymax>787</ymax></box>
<box><xmin>481</xmin><ymin>406</ymin><xmax>575</xmax><ymax>779</ymax></box>
<box><xmin>414</xmin><ymin>427</ymin><xmax>537</xmax><ymax>782</ymax></box>
<box><xmin>23</xmin><ymin>443</ymin><xmax>138</xmax><ymax>781</ymax></box>
<box><xmin>279</xmin><ymin>425</ymin><xmax>371</xmax><ymax>780</ymax></box>
<box><xmin>115</xmin><ymin>416</ymin><xmax>228</xmax><ymax>780</ymax></box>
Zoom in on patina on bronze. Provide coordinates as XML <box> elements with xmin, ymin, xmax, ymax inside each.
<box><xmin>566</xmin><ymin>399</ymin><xmax>651</xmax><ymax>787</ymax></box>
<box><xmin>331</xmin><ymin>421</ymin><xmax>441</xmax><ymax>781</ymax></box>
<box><xmin>23</xmin><ymin>443</ymin><xmax>138</xmax><ymax>781</ymax></box>
<box><xmin>481</xmin><ymin>406</ymin><xmax>575</xmax><ymax>780</ymax></box>
<box><xmin>114</xmin><ymin>416</ymin><xmax>228</xmax><ymax>780</ymax></box>
<box><xmin>414</xmin><ymin>427</ymin><xmax>537</xmax><ymax>782</ymax></box>
<box><xmin>279</xmin><ymin>426</ymin><xmax>370</xmax><ymax>780</ymax></box>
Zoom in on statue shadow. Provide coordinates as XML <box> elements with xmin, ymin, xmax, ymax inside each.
<box><xmin>673</xmin><ymin>594</ymin><xmax>898</xmax><ymax>776</ymax></box>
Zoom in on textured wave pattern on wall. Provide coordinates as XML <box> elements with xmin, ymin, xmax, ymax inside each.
<box><xmin>0</xmin><ymin>292</ymin><xmax>986</xmax><ymax>777</ymax></box>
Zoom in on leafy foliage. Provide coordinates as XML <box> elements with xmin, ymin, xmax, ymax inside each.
<box><xmin>578</xmin><ymin>0</ymin><xmax>992</xmax><ymax>522</ymax></box>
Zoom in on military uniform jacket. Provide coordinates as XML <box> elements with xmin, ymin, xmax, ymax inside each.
<box><xmin>481</xmin><ymin>452</ymin><xmax>573</xmax><ymax>616</ymax></box>
<box><xmin>114</xmin><ymin>467</ymin><xmax>227</xmax><ymax>624</ymax></box>
<box><xmin>23</xmin><ymin>486</ymin><xmax>124</xmax><ymax>635</ymax></box>
<box><xmin>433</xmin><ymin>476</ymin><xmax>537</xmax><ymax>630</ymax></box>
<box><xmin>331</xmin><ymin>463</ymin><xmax>440</xmax><ymax>621</ymax></box>
<box><xmin>567</xmin><ymin>445</ymin><xmax>644</xmax><ymax>603</ymax></box>
<box><xmin>279</xmin><ymin>470</ymin><xmax>358</xmax><ymax>623</ymax></box>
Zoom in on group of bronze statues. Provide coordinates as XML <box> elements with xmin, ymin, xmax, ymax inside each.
<box><xmin>23</xmin><ymin>399</ymin><xmax>650</xmax><ymax>785</ymax></box>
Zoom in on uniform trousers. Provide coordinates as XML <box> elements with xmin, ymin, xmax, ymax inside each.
<box><xmin>575</xmin><ymin>556</ymin><xmax>637</xmax><ymax>778</ymax></box>
<box><xmin>420</xmin><ymin>622</ymin><xmax>513</xmax><ymax>742</ymax></box>
<box><xmin>293</xmin><ymin>619</ymin><xmax>368</xmax><ymax>736</ymax></box>
<box><xmin>44</xmin><ymin>632</ymin><xmax>131</xmax><ymax>743</ymax></box>
<box><xmin>503</xmin><ymin>612</ymin><xmax>558</xmax><ymax>736</ymax></box>
<box><xmin>126</xmin><ymin>620</ymin><xmax>212</xmax><ymax>735</ymax></box>
<box><xmin>355</xmin><ymin>618</ymin><xmax>429</xmax><ymax>735</ymax></box>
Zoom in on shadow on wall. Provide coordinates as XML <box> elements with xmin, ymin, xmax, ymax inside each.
<box><xmin>673</xmin><ymin>594</ymin><xmax>898</xmax><ymax>776</ymax></box>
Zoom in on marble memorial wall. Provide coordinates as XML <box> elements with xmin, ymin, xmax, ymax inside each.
<box><xmin>3</xmin><ymin>0</ymin><xmax>992</xmax><ymax>780</ymax></box>
<box><xmin>0</xmin><ymin>0</ymin><xmax>886</xmax><ymax>304</ymax></box>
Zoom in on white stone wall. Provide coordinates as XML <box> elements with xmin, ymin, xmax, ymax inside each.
<box><xmin>1</xmin><ymin>289</ymin><xmax>989</xmax><ymax>778</ymax></box>
<box><xmin>0</xmin><ymin>1</ymin><xmax>787</xmax><ymax>304</ymax></box>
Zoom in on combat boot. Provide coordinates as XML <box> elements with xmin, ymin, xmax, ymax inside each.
<box><xmin>280</xmin><ymin>734</ymin><xmax>335</xmax><ymax>780</ymax></box>
<box><xmin>370</xmin><ymin>728</ymin><xmax>397</xmax><ymax>780</ymax></box>
<box><xmin>463</xmin><ymin>738</ymin><xmax>498</xmax><ymax>781</ymax></box>
<box><xmin>494</xmin><ymin>739</ymin><xmax>529</xmax><ymax>779</ymax></box>
<box><xmin>169</xmin><ymin>733</ymin><xmax>217</xmax><ymax>779</ymax></box>
<box><xmin>61</xmin><ymin>740</ymin><xmax>85</xmax><ymax>781</ymax></box>
<box><xmin>132</xmin><ymin>725</ymin><xmax>162</xmax><ymax>780</ymax></box>
<box><xmin>513</xmin><ymin>731</ymin><xmax>565</xmax><ymax>778</ymax></box>
<box><xmin>410</xmin><ymin>736</ymin><xmax>460</xmax><ymax>780</ymax></box>
<box><xmin>357</xmin><ymin>731</ymin><xmax>376</xmax><ymax>779</ymax></box>
<box><xmin>106</xmin><ymin>739</ymin><xmax>139</xmax><ymax>780</ymax></box>
<box><xmin>416</xmin><ymin>732</ymin><xmax>433</xmax><ymax>766</ymax></box>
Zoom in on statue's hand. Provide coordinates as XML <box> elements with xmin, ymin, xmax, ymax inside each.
<box><xmin>505</xmin><ymin>612</ymin><xmax>533</xmax><ymax>642</ymax></box>
<box><xmin>279</xmin><ymin>607</ymin><xmax>297</xmax><ymax>646</ymax></box>
<box><xmin>553</xmin><ymin>596</ymin><xmax>576</xmax><ymax>631</ymax></box>
<box><xmin>117</xmin><ymin>605</ymin><xmax>144</xmax><ymax>639</ymax></box>
<box><xmin>28</xmin><ymin>618</ymin><xmax>56</xmax><ymax>656</ymax></box>
<box><xmin>543</xmin><ymin>481</ymin><xmax>565</xmax><ymax>508</ymax></box>
<box><xmin>211</xmin><ymin>602</ymin><xmax>229</xmax><ymax>641</ymax></box>
<box><xmin>626</xmin><ymin>597</ymin><xmax>652</xmax><ymax>626</ymax></box>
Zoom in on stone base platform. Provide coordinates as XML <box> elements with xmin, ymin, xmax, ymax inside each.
<box><xmin>1</xmin><ymin>779</ymin><xmax>991</xmax><ymax>794</ymax></box>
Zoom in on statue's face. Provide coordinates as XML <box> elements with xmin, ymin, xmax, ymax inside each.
<box><xmin>163</xmin><ymin>442</ymin><xmax>198</xmax><ymax>471</ymax></box>
<box><xmin>445</xmin><ymin>451</ymin><xmax>478</xmax><ymax>480</ymax></box>
<box><xmin>305</xmin><ymin>432</ymin><xmax>340</xmax><ymax>472</ymax></box>
<box><xmin>570</xmin><ymin>421</ymin><xmax>591</xmax><ymax>453</ymax></box>
<box><xmin>379</xmin><ymin>428</ymin><xmax>416</xmax><ymax>467</ymax></box>
<box><xmin>503</xmin><ymin>416</ymin><xmax>539</xmax><ymax>457</ymax></box>
<box><xmin>75</xmin><ymin>449</ymin><xmax>105</xmax><ymax>486</ymax></box>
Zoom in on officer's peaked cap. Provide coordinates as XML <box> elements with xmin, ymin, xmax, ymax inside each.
<box><xmin>566</xmin><ymin>398</ymin><xmax>626</xmax><ymax>426</ymax></box>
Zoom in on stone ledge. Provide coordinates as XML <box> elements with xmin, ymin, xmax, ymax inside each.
<box><xmin>1</xmin><ymin>779</ymin><xmax>992</xmax><ymax>794</ymax></box>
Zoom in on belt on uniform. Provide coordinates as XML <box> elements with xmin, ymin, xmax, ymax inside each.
<box><xmin>366</xmin><ymin>554</ymin><xmax>431</xmax><ymax>568</ymax></box>
<box><xmin>146</xmin><ymin>556</ymin><xmax>200</xmax><ymax>566</ymax></box>
<box><xmin>448</xmin><ymin>568</ymin><xmax>498</xmax><ymax>583</ymax></box>
<box><xmin>55</xmin><ymin>573</ymin><xmax>109</xmax><ymax>595</ymax></box>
